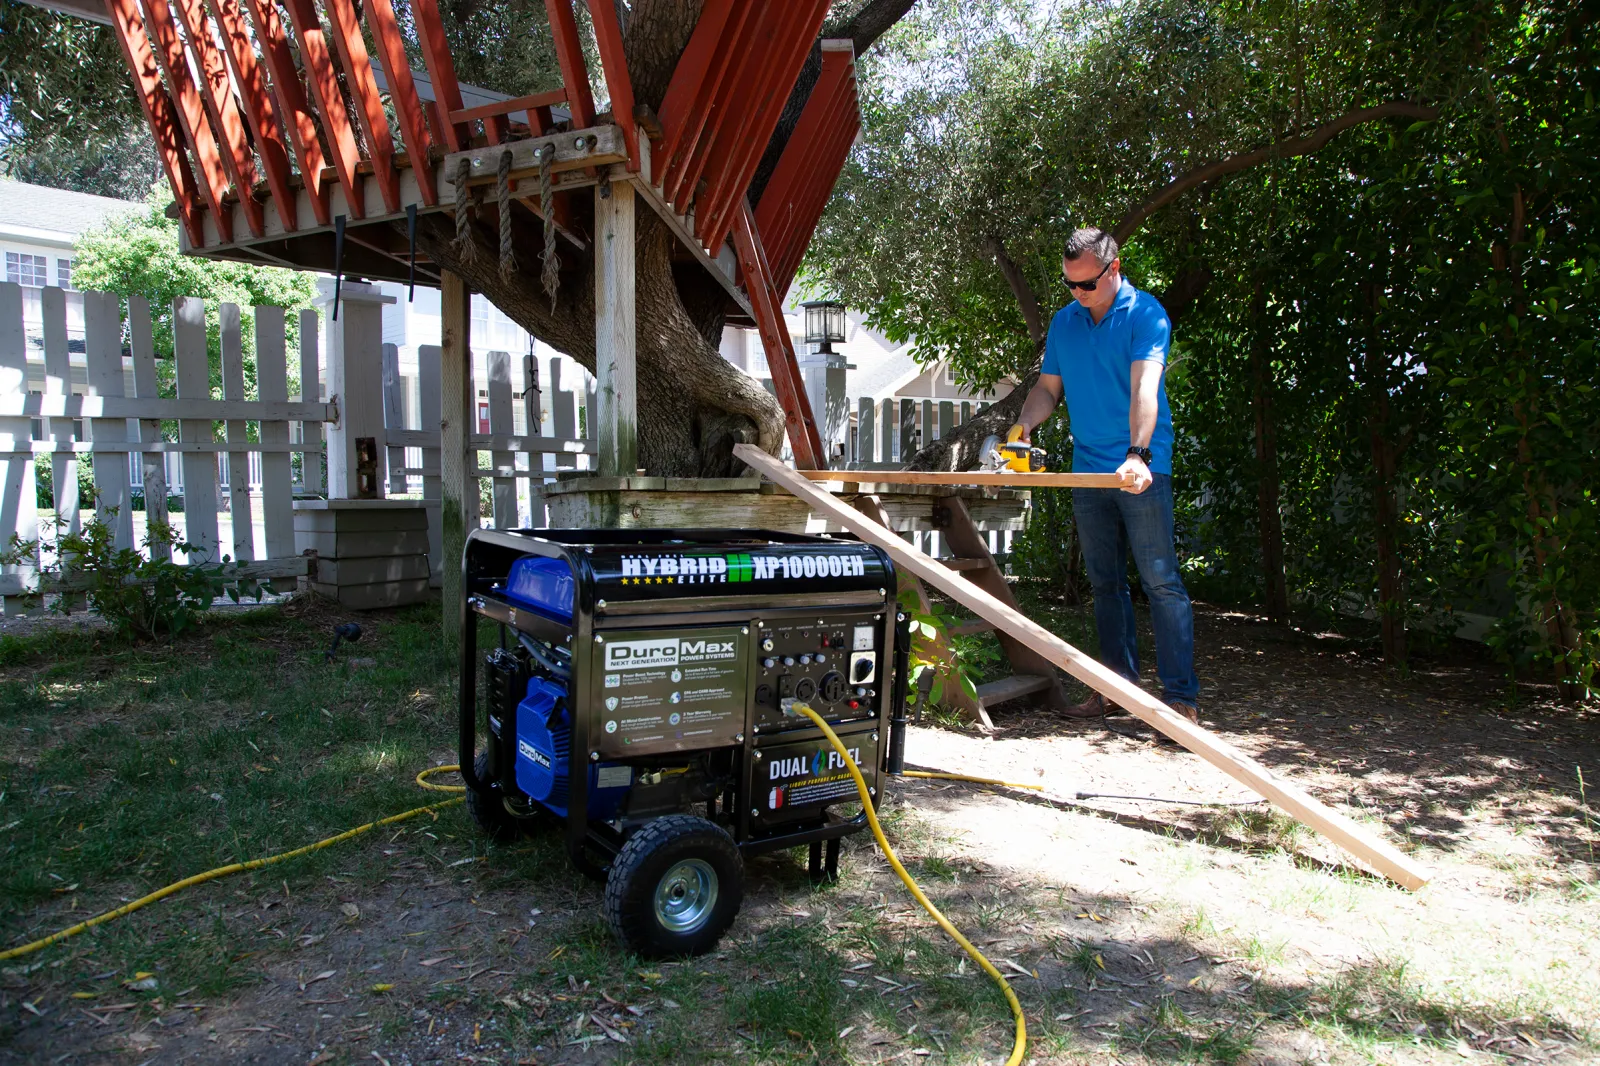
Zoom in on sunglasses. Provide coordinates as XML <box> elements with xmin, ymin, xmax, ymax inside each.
<box><xmin>1064</xmin><ymin>259</ymin><xmax>1113</xmax><ymax>291</ymax></box>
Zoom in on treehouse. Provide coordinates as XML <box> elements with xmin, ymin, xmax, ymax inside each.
<box><xmin>101</xmin><ymin>0</ymin><xmax>863</xmax><ymax>470</ymax></box>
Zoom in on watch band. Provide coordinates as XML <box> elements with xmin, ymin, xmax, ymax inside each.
<box><xmin>1126</xmin><ymin>445</ymin><xmax>1153</xmax><ymax>465</ymax></box>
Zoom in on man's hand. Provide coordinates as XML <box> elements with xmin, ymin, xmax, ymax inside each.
<box><xmin>1007</xmin><ymin>423</ymin><xmax>1029</xmax><ymax>444</ymax></box>
<box><xmin>1116</xmin><ymin>454</ymin><xmax>1153</xmax><ymax>494</ymax></box>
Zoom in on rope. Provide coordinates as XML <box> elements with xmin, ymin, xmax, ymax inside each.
<box><xmin>538</xmin><ymin>145</ymin><xmax>560</xmax><ymax>309</ymax></box>
<box><xmin>496</xmin><ymin>149</ymin><xmax>517</xmax><ymax>284</ymax></box>
<box><xmin>453</xmin><ymin>157</ymin><xmax>478</xmax><ymax>266</ymax></box>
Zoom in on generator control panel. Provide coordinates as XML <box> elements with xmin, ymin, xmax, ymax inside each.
<box><xmin>751</xmin><ymin>612</ymin><xmax>883</xmax><ymax>734</ymax></box>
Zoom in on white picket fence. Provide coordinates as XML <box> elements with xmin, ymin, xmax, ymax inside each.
<box><xmin>845</xmin><ymin>396</ymin><xmax>990</xmax><ymax>468</ymax></box>
<box><xmin>0</xmin><ymin>283</ymin><xmax>598</xmax><ymax>613</ymax></box>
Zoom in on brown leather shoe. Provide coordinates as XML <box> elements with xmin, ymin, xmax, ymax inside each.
<box><xmin>1169</xmin><ymin>700</ymin><xmax>1199</xmax><ymax>724</ymax></box>
<box><xmin>1063</xmin><ymin>692</ymin><xmax>1108</xmax><ymax>719</ymax></box>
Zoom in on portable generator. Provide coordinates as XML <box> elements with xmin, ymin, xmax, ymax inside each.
<box><xmin>458</xmin><ymin>528</ymin><xmax>909</xmax><ymax>957</ymax></box>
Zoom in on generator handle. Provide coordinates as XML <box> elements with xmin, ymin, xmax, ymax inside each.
<box><xmin>517</xmin><ymin>633</ymin><xmax>572</xmax><ymax>681</ymax></box>
<box><xmin>886</xmin><ymin>609</ymin><xmax>911</xmax><ymax>776</ymax></box>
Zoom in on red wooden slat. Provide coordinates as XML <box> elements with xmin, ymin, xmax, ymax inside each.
<box><xmin>701</xmin><ymin>0</ymin><xmax>833</xmax><ymax>252</ymax></box>
<box><xmin>241</xmin><ymin>0</ymin><xmax>330</xmax><ymax>225</ymax></box>
<box><xmin>587</xmin><ymin>0</ymin><xmax>637</xmax><ymax>170</ymax></box>
<box><xmin>656</xmin><ymin>0</ymin><xmax>736</xmax><ymax>174</ymax></box>
<box><xmin>450</xmin><ymin>89</ymin><xmax>568</xmax><ymax>125</ymax></box>
<box><xmin>544</xmin><ymin>0</ymin><xmax>595</xmax><ymax>129</ymax></box>
<box><xmin>756</xmin><ymin>46</ymin><xmax>852</xmax><ymax>243</ymax></box>
<box><xmin>280</xmin><ymin>0</ymin><xmax>365</xmax><ymax>219</ymax></box>
<box><xmin>733</xmin><ymin>204</ymin><xmax>825</xmax><ymax>470</ymax></box>
<box><xmin>322</xmin><ymin>0</ymin><xmax>401</xmax><ymax>213</ymax></box>
<box><xmin>773</xmin><ymin>112</ymin><xmax>858</xmax><ymax>295</ymax></box>
<box><xmin>141</xmin><ymin>0</ymin><xmax>235</xmax><ymax>242</ymax></box>
<box><xmin>106</xmin><ymin>0</ymin><xmax>206</xmax><ymax>246</ymax></box>
<box><xmin>668</xmin><ymin>1</ymin><xmax>766</xmax><ymax>214</ymax></box>
<box><xmin>367</xmin><ymin>0</ymin><xmax>437</xmax><ymax>205</ymax></box>
<box><xmin>663</xmin><ymin>3</ymin><xmax>755</xmax><ymax>209</ymax></box>
<box><xmin>170</xmin><ymin>0</ymin><xmax>264</xmax><ymax>237</ymax></box>
<box><xmin>410</xmin><ymin>0</ymin><xmax>468</xmax><ymax>152</ymax></box>
<box><xmin>207</xmin><ymin>0</ymin><xmax>297</xmax><ymax>230</ymax></box>
<box><xmin>767</xmin><ymin>79</ymin><xmax>854</xmax><ymax>266</ymax></box>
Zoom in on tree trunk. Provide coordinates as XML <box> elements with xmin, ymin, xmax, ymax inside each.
<box><xmin>1362</xmin><ymin>282</ymin><xmax>1406</xmax><ymax>666</ymax></box>
<box><xmin>1250</xmin><ymin>278</ymin><xmax>1288</xmax><ymax>621</ymax></box>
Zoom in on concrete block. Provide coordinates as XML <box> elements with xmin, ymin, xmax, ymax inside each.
<box><xmin>315</xmin><ymin>554</ymin><xmax>431</xmax><ymax>586</ymax></box>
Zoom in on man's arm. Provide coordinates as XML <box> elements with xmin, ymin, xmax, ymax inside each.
<box><xmin>1114</xmin><ymin>359</ymin><xmax>1164</xmax><ymax>494</ymax></box>
<box><xmin>1012</xmin><ymin>373</ymin><xmax>1063</xmax><ymax>441</ymax></box>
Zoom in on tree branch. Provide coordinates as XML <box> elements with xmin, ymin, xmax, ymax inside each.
<box><xmin>1112</xmin><ymin>101</ymin><xmax>1441</xmax><ymax>244</ymax></box>
<box><xmin>833</xmin><ymin>0</ymin><xmax>919</xmax><ymax>57</ymax></box>
<box><xmin>983</xmin><ymin>234</ymin><xmax>1045</xmax><ymax>347</ymax></box>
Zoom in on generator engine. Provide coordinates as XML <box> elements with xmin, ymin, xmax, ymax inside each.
<box><xmin>459</xmin><ymin>529</ymin><xmax>906</xmax><ymax>958</ymax></box>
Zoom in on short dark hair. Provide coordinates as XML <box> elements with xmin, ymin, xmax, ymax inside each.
<box><xmin>1063</xmin><ymin>227</ymin><xmax>1119</xmax><ymax>267</ymax></box>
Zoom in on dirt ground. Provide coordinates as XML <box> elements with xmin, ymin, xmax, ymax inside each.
<box><xmin>2</xmin><ymin>604</ymin><xmax>1597</xmax><ymax>1065</ymax></box>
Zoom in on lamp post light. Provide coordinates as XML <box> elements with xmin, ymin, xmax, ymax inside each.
<box><xmin>802</xmin><ymin>300</ymin><xmax>846</xmax><ymax>355</ymax></box>
<box><xmin>798</xmin><ymin>300</ymin><xmax>849</xmax><ymax>467</ymax></box>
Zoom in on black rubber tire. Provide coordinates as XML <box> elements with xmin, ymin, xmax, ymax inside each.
<box><xmin>604</xmin><ymin>815</ymin><xmax>743</xmax><ymax>958</ymax></box>
<box><xmin>464</xmin><ymin>752</ymin><xmax>521</xmax><ymax>843</ymax></box>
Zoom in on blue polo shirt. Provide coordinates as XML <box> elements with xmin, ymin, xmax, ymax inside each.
<box><xmin>1041</xmin><ymin>278</ymin><xmax>1174</xmax><ymax>474</ymax></box>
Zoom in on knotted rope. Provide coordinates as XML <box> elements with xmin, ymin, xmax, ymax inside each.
<box><xmin>452</xmin><ymin>157</ymin><xmax>479</xmax><ymax>266</ymax></box>
<box><xmin>496</xmin><ymin>149</ymin><xmax>517</xmax><ymax>284</ymax></box>
<box><xmin>538</xmin><ymin>145</ymin><xmax>560</xmax><ymax>309</ymax></box>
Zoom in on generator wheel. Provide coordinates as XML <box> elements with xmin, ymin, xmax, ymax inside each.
<box><xmin>605</xmin><ymin>815</ymin><xmax>742</xmax><ymax>958</ymax></box>
<box><xmin>465</xmin><ymin>753</ymin><xmax>521</xmax><ymax>843</ymax></box>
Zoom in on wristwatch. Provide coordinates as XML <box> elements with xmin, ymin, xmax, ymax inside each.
<box><xmin>1126</xmin><ymin>446</ymin><xmax>1153</xmax><ymax>466</ymax></box>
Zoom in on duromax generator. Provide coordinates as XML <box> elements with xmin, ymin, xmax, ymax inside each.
<box><xmin>458</xmin><ymin>528</ymin><xmax>908</xmax><ymax>957</ymax></box>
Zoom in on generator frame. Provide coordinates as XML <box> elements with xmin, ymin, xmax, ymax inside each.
<box><xmin>456</xmin><ymin>527</ymin><xmax>910</xmax><ymax>886</ymax></box>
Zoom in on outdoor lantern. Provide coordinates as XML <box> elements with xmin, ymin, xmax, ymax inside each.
<box><xmin>802</xmin><ymin>300</ymin><xmax>847</xmax><ymax>354</ymax></box>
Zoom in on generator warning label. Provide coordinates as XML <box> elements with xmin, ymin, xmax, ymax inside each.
<box><xmin>595</xmin><ymin>626</ymin><xmax>747</xmax><ymax>758</ymax></box>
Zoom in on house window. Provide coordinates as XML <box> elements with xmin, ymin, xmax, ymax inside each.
<box><xmin>942</xmin><ymin>365</ymin><xmax>959</xmax><ymax>387</ymax></box>
<box><xmin>56</xmin><ymin>258</ymin><xmax>74</xmax><ymax>289</ymax></box>
<box><xmin>5</xmin><ymin>252</ymin><xmax>48</xmax><ymax>287</ymax></box>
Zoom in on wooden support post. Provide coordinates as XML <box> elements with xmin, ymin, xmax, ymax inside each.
<box><xmin>594</xmin><ymin>179</ymin><xmax>637</xmax><ymax>477</ymax></box>
<box><xmin>736</xmin><ymin>442</ymin><xmax>1432</xmax><ymax>891</ymax></box>
<box><xmin>439</xmin><ymin>271</ymin><xmax>475</xmax><ymax>642</ymax></box>
<box><xmin>322</xmin><ymin>282</ymin><xmax>395</xmax><ymax>499</ymax></box>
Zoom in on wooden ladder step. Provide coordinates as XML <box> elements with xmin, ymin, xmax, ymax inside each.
<box><xmin>976</xmin><ymin>673</ymin><xmax>1053</xmax><ymax>710</ymax></box>
<box><xmin>940</xmin><ymin>557</ymin><xmax>992</xmax><ymax>571</ymax></box>
<box><xmin>949</xmin><ymin>617</ymin><xmax>996</xmax><ymax>636</ymax></box>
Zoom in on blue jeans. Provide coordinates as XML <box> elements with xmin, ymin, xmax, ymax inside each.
<box><xmin>1071</xmin><ymin>474</ymin><xmax>1199</xmax><ymax>703</ymax></box>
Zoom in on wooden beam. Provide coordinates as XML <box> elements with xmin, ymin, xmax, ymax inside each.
<box><xmin>240</xmin><ymin>0</ymin><xmax>330</xmax><ymax>225</ymax></box>
<box><xmin>207</xmin><ymin>0</ymin><xmax>297</xmax><ymax>230</ymax></box>
<box><xmin>281</xmin><ymin>0</ymin><xmax>366</xmax><ymax>218</ymax></box>
<box><xmin>735</xmin><ymin>442</ymin><xmax>1434</xmax><ymax>891</ymax></box>
<box><xmin>439</xmin><ymin>270</ymin><xmax>475</xmax><ymax>642</ymax></box>
<box><xmin>169</xmin><ymin>0</ymin><xmax>264</xmax><ymax>236</ymax></box>
<box><xmin>798</xmin><ymin>470</ymin><xmax>1127</xmax><ymax>489</ymax></box>
<box><xmin>587</xmin><ymin>0</ymin><xmax>638</xmax><ymax>170</ymax></box>
<box><xmin>322</xmin><ymin>0</ymin><xmax>401</xmax><ymax>213</ymax></box>
<box><xmin>449</xmin><ymin>89</ymin><xmax>568</xmax><ymax>126</ymax></box>
<box><xmin>544</xmin><ymin>0</ymin><xmax>595</xmax><ymax>129</ymax></box>
<box><xmin>594</xmin><ymin>179</ymin><xmax>637</xmax><ymax>477</ymax></box>
<box><xmin>366</xmin><ymin>0</ymin><xmax>438</xmax><ymax>205</ymax></box>
<box><xmin>409</xmin><ymin>0</ymin><xmax>469</xmax><ymax>152</ymax></box>
<box><xmin>141</xmin><ymin>0</ymin><xmax>236</xmax><ymax>241</ymax></box>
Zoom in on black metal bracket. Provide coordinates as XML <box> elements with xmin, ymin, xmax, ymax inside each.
<box><xmin>331</xmin><ymin>214</ymin><xmax>346</xmax><ymax>321</ymax></box>
<box><xmin>406</xmin><ymin>203</ymin><xmax>418</xmax><ymax>301</ymax></box>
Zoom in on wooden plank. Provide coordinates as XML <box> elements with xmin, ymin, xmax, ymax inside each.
<box><xmin>669</xmin><ymin>1</ymin><xmax>771</xmax><ymax>218</ymax></box>
<box><xmin>174</xmin><ymin>297</ymin><xmax>221</xmax><ymax>561</ymax></box>
<box><xmin>977</xmin><ymin>674</ymin><xmax>1052</xmax><ymax>710</ymax></box>
<box><xmin>281</xmin><ymin>0</ymin><xmax>365</xmax><ymax>218</ymax></box>
<box><xmin>299</xmin><ymin>309</ymin><xmax>323</xmax><ymax>492</ymax></box>
<box><xmin>170</xmin><ymin>0</ymin><xmax>264</xmax><ymax>236</ymax></box>
<box><xmin>594</xmin><ymin>181</ymin><xmax>637</xmax><ymax>477</ymax></box>
<box><xmin>796</xmin><ymin>470</ymin><xmax>1126</xmax><ymax>489</ymax></box>
<box><xmin>940</xmin><ymin>557</ymin><xmax>991</xmax><ymax>571</ymax></box>
<box><xmin>449</xmin><ymin>89</ymin><xmax>568</xmax><ymax>126</ymax></box>
<box><xmin>655</xmin><ymin>0</ymin><xmax>739</xmax><ymax>186</ymax></box>
<box><xmin>207</xmin><ymin>0</ymin><xmax>296</xmax><ymax>229</ymax></box>
<box><xmin>755</xmin><ymin>42</ymin><xmax>852</xmax><ymax>246</ymax></box>
<box><xmin>254</xmin><ymin>306</ymin><xmax>296</xmax><ymax>591</ymax></box>
<box><xmin>439</xmin><ymin>271</ymin><xmax>474</xmax><ymax>641</ymax></box>
<box><xmin>241</xmin><ymin>0</ymin><xmax>331</xmax><ymax>225</ymax></box>
<box><xmin>0</xmin><ymin>395</ymin><xmax>336</xmax><ymax>422</ymax></box>
<box><xmin>587</xmin><ymin>0</ymin><xmax>637</xmax><ymax>170</ymax></box>
<box><xmin>219</xmin><ymin>303</ymin><xmax>255</xmax><ymax>560</ymax></box>
<box><xmin>487</xmin><ymin>350</ymin><xmax>517</xmax><ymax>527</ymax></box>
<box><xmin>321</xmin><ymin>0</ymin><xmax>401</xmax><ymax>212</ymax></box>
<box><xmin>84</xmin><ymin>292</ymin><xmax>134</xmax><ymax>549</ymax></box>
<box><xmin>366</xmin><ymin>0</ymin><xmax>437</xmax><ymax>205</ymax></box>
<box><xmin>416</xmin><ymin>343</ymin><xmax>443</xmax><ymax>580</ymax></box>
<box><xmin>0</xmin><ymin>283</ymin><xmax>39</xmax><ymax>607</ymax></box>
<box><xmin>128</xmin><ymin>296</ymin><xmax>169</xmax><ymax>559</ymax></box>
<box><xmin>141</xmin><ymin>0</ymin><xmax>236</xmax><ymax>241</ymax></box>
<box><xmin>543</xmin><ymin>0</ymin><xmax>595</xmax><ymax>129</ymax></box>
<box><xmin>105</xmin><ymin>0</ymin><xmax>206</xmax><ymax>245</ymax></box>
<box><xmin>408</xmin><ymin>0</ymin><xmax>469</xmax><ymax>152</ymax></box>
<box><xmin>40</xmin><ymin>287</ymin><xmax>79</xmax><ymax>537</ymax></box>
<box><xmin>736</xmin><ymin>441</ymin><xmax>1434</xmax><ymax>892</ymax></box>
<box><xmin>441</xmin><ymin>126</ymin><xmax>626</xmax><ymax>194</ymax></box>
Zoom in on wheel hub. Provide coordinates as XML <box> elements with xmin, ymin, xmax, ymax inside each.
<box><xmin>654</xmin><ymin>859</ymin><xmax>718</xmax><ymax>933</ymax></box>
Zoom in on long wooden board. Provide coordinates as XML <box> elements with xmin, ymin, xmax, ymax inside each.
<box><xmin>736</xmin><ymin>443</ymin><xmax>1432</xmax><ymax>890</ymax></box>
<box><xmin>798</xmin><ymin>470</ymin><xmax>1127</xmax><ymax>489</ymax></box>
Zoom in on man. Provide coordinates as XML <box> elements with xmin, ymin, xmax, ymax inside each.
<box><xmin>1010</xmin><ymin>227</ymin><xmax>1200</xmax><ymax>722</ymax></box>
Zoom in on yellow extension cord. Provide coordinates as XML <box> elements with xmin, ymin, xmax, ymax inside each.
<box><xmin>790</xmin><ymin>703</ymin><xmax>1029</xmax><ymax>1066</ymax></box>
<box><xmin>3</xmin><ymin>753</ymin><xmax>1038</xmax><ymax>1065</ymax></box>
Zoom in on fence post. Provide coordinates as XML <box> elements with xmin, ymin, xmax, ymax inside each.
<box><xmin>417</xmin><ymin>344</ymin><xmax>442</xmax><ymax>583</ymax></box>
<box><xmin>939</xmin><ymin>401</ymin><xmax>954</xmax><ymax>446</ymax></box>
<box><xmin>322</xmin><ymin>283</ymin><xmax>395</xmax><ymax>498</ymax></box>
<box><xmin>174</xmin><ymin>296</ymin><xmax>221</xmax><ymax>561</ymax></box>
<box><xmin>487</xmin><ymin>350</ymin><xmax>516</xmax><ymax>527</ymax></box>
<box><xmin>383</xmin><ymin>341</ymin><xmax>407</xmax><ymax>496</ymax></box>
<box><xmin>0</xmin><ymin>283</ymin><xmax>38</xmax><ymax>612</ymax></box>
<box><xmin>299</xmin><ymin>309</ymin><xmax>324</xmax><ymax>494</ymax></box>
<box><xmin>84</xmin><ymin>291</ymin><xmax>133</xmax><ymax>550</ymax></box>
<box><xmin>439</xmin><ymin>272</ymin><xmax>475</xmax><ymax>642</ymax></box>
<box><xmin>898</xmin><ymin>398</ymin><xmax>915</xmax><ymax>464</ymax></box>
<box><xmin>879</xmin><ymin>399</ymin><xmax>894</xmax><ymax>467</ymax></box>
<box><xmin>857</xmin><ymin>397</ymin><xmax>875</xmax><ymax>465</ymax></box>
<box><xmin>220</xmin><ymin>303</ymin><xmax>255</xmax><ymax>560</ymax></box>
<box><xmin>256</xmin><ymin>306</ymin><xmax>297</xmax><ymax>591</ymax></box>
<box><xmin>42</xmin><ymin>287</ymin><xmax>79</xmax><ymax>538</ymax></box>
<box><xmin>129</xmin><ymin>296</ymin><xmax>169</xmax><ymax>558</ymax></box>
<box><xmin>551</xmin><ymin>359</ymin><xmax>578</xmax><ymax>473</ymax></box>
